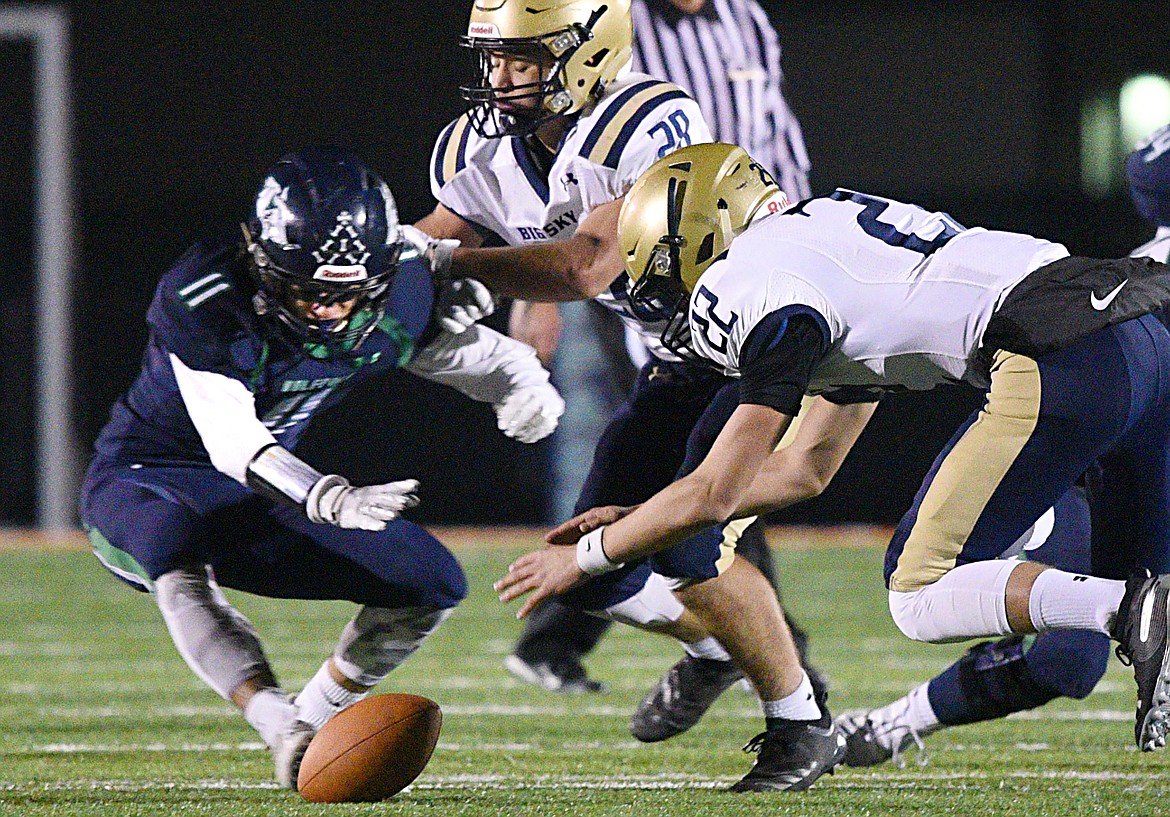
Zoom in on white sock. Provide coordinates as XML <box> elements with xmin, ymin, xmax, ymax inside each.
<box><xmin>682</xmin><ymin>636</ymin><xmax>732</xmax><ymax>662</ymax></box>
<box><xmin>762</xmin><ymin>671</ymin><xmax>821</xmax><ymax>721</ymax></box>
<box><xmin>1028</xmin><ymin>569</ymin><xmax>1126</xmax><ymax>634</ymax></box>
<box><xmin>904</xmin><ymin>683</ymin><xmax>942</xmax><ymax>734</ymax></box>
<box><xmin>871</xmin><ymin>683</ymin><xmax>941</xmax><ymax>739</ymax></box>
<box><xmin>244</xmin><ymin>687</ymin><xmax>296</xmax><ymax>749</ymax></box>
<box><xmin>294</xmin><ymin>661</ymin><xmax>368</xmax><ymax>729</ymax></box>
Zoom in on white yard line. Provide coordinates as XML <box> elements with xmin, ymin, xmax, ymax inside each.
<box><xmin>7</xmin><ymin>703</ymin><xmax>1135</xmax><ymax>720</ymax></box>
<box><xmin>2</xmin><ymin>768</ymin><xmax>1168</xmax><ymax>794</ymax></box>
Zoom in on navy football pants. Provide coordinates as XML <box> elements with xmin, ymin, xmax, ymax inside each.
<box><xmin>81</xmin><ymin>459</ymin><xmax>466</xmax><ymax>610</ymax></box>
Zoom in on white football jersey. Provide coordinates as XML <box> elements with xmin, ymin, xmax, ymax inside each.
<box><xmin>689</xmin><ymin>190</ymin><xmax>1071</xmax><ymax>393</ymax></box>
<box><xmin>429</xmin><ymin>72</ymin><xmax>713</xmax><ymax>360</ymax></box>
<box><xmin>1132</xmin><ymin>226</ymin><xmax>1170</xmax><ymax>263</ymax></box>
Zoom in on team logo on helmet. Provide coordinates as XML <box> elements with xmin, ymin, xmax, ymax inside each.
<box><xmin>311</xmin><ymin>211</ymin><xmax>370</xmax><ymax>281</ymax></box>
<box><xmin>244</xmin><ymin>146</ymin><xmax>405</xmax><ymax>353</ymax></box>
<box><xmin>255</xmin><ymin>177</ymin><xmax>296</xmax><ymax>247</ymax></box>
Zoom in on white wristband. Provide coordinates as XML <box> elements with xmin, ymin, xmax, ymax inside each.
<box><xmin>576</xmin><ymin>526</ymin><xmax>624</xmax><ymax>575</ymax></box>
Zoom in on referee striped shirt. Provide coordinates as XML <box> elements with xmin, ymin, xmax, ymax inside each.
<box><xmin>630</xmin><ymin>0</ymin><xmax>812</xmax><ymax>200</ymax></box>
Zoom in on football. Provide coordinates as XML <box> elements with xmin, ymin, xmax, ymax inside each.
<box><xmin>297</xmin><ymin>693</ymin><xmax>442</xmax><ymax>803</ymax></box>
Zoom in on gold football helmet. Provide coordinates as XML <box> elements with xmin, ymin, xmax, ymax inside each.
<box><xmin>619</xmin><ymin>142</ymin><xmax>788</xmax><ymax>358</ymax></box>
<box><xmin>460</xmin><ymin>0</ymin><xmax>632</xmax><ymax>137</ymax></box>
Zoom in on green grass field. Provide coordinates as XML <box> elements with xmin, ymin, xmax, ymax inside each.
<box><xmin>1</xmin><ymin>530</ymin><xmax>1166</xmax><ymax>816</ymax></box>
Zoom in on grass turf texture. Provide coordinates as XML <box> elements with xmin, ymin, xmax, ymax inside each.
<box><xmin>1</xmin><ymin>528</ymin><xmax>1166</xmax><ymax>816</ymax></box>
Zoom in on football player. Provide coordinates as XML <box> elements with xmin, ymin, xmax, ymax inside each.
<box><xmin>495</xmin><ymin>141</ymin><xmax>1170</xmax><ymax>758</ymax></box>
<box><xmin>80</xmin><ymin>146</ymin><xmax>564</xmax><ymax>788</ymax></box>
<box><xmin>1128</xmin><ymin>123</ymin><xmax>1170</xmax><ymax>264</ymax></box>
<box><xmin>501</xmin><ymin>0</ymin><xmax>823</xmax><ymax>706</ymax></box>
<box><xmin>408</xmin><ymin>0</ymin><xmax>843</xmax><ymax>792</ymax></box>
<box><xmin>835</xmin><ymin>122</ymin><xmax>1170</xmax><ymax>766</ymax></box>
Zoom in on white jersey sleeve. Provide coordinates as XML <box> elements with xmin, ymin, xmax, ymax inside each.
<box><xmin>170</xmin><ymin>353</ymin><xmax>277</xmax><ymax>483</ymax></box>
<box><xmin>556</xmin><ymin>74</ymin><xmax>715</xmax><ymax>359</ymax></box>
<box><xmin>404</xmin><ymin>324</ymin><xmax>553</xmax><ymax>405</ymax></box>
<box><xmin>429</xmin><ymin>114</ymin><xmax>478</xmax><ymax>204</ymax></box>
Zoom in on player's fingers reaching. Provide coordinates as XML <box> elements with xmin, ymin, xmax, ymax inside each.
<box><xmin>546</xmin><ymin>505</ymin><xmax>635</xmax><ymax>543</ymax></box>
<box><xmin>494</xmin><ymin>546</ymin><xmax>585</xmax><ymax>617</ymax></box>
<box><xmin>494</xmin><ymin>551</ymin><xmax>545</xmax><ymax>597</ymax></box>
<box><xmin>516</xmin><ymin>587</ymin><xmax>554</xmax><ymax>620</ymax></box>
<box><xmin>494</xmin><ymin>569</ymin><xmax>538</xmax><ymax>604</ymax></box>
<box><xmin>312</xmin><ymin>478</ymin><xmax>421</xmax><ymax>531</ymax></box>
<box><xmin>366</xmin><ymin>479</ymin><xmax>421</xmax><ymax>510</ymax></box>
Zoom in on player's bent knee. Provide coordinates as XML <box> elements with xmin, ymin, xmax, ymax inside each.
<box><xmin>888</xmin><ymin>560</ymin><xmax>1021</xmax><ymax>644</ymax></box>
<box><xmin>888</xmin><ymin>589</ymin><xmax>942</xmax><ymax>642</ymax></box>
<box><xmin>597</xmin><ymin>572</ymin><xmax>685</xmax><ymax>628</ymax></box>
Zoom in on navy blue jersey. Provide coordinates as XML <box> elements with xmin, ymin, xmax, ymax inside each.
<box><xmin>93</xmin><ymin>235</ymin><xmax>438</xmax><ymax>467</ymax></box>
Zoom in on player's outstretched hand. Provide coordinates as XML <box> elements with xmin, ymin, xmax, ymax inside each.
<box><xmin>494</xmin><ymin>544</ymin><xmax>585</xmax><ymax>619</ymax></box>
<box><xmin>494</xmin><ymin>383</ymin><xmax>565</xmax><ymax>443</ymax></box>
<box><xmin>401</xmin><ymin>224</ymin><xmax>458</xmax><ymax>279</ymax></box>
<box><xmin>307</xmin><ymin>477</ymin><xmax>420</xmax><ymax>531</ymax></box>
<box><xmin>435</xmin><ymin>278</ymin><xmax>496</xmax><ymax>334</ymax></box>
<box><xmin>546</xmin><ymin>505</ymin><xmax>638</xmax><ymax>544</ymax></box>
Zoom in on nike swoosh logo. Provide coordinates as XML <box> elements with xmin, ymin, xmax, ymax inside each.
<box><xmin>1091</xmin><ymin>280</ymin><xmax>1128</xmax><ymax>311</ymax></box>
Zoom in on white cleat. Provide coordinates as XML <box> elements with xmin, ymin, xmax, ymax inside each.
<box><xmin>272</xmin><ymin>718</ymin><xmax>317</xmax><ymax>789</ymax></box>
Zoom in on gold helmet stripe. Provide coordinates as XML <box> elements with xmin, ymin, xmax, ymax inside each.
<box><xmin>580</xmin><ymin>80</ymin><xmax>689</xmax><ymax>168</ymax></box>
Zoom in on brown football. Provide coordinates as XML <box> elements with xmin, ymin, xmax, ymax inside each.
<box><xmin>297</xmin><ymin>693</ymin><xmax>442</xmax><ymax>803</ymax></box>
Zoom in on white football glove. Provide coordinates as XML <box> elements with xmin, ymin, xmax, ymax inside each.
<box><xmin>494</xmin><ymin>384</ymin><xmax>565</xmax><ymax>443</ymax></box>
<box><xmin>305</xmin><ymin>476</ymin><xmax>420</xmax><ymax>531</ymax></box>
<box><xmin>400</xmin><ymin>224</ymin><xmax>458</xmax><ymax>279</ymax></box>
<box><xmin>435</xmin><ymin>277</ymin><xmax>496</xmax><ymax>334</ymax></box>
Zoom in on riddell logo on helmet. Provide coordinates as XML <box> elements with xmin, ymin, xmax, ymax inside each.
<box><xmin>314</xmin><ymin>265</ymin><xmax>368</xmax><ymax>281</ymax></box>
<box><xmin>468</xmin><ymin>22</ymin><xmax>501</xmax><ymax>37</ymax></box>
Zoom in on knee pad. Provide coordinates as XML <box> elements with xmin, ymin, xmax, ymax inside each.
<box><xmin>596</xmin><ymin>572</ymin><xmax>685</xmax><ymax>628</ymax></box>
<box><xmin>333</xmin><ymin>605</ymin><xmax>452</xmax><ymax>687</ymax></box>
<box><xmin>932</xmin><ymin>629</ymin><xmax>1110</xmax><ymax>726</ymax></box>
<box><xmin>953</xmin><ymin>636</ymin><xmax>1058</xmax><ymax>721</ymax></box>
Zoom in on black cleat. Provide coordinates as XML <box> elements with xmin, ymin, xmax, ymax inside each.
<box><xmin>1111</xmin><ymin>571</ymin><xmax>1170</xmax><ymax>751</ymax></box>
<box><xmin>730</xmin><ymin>714</ymin><xmax>846</xmax><ymax>792</ymax></box>
<box><xmin>504</xmin><ymin>654</ymin><xmax>607</xmax><ymax>694</ymax></box>
<box><xmin>629</xmin><ymin>655</ymin><xmax>743</xmax><ymax>742</ymax></box>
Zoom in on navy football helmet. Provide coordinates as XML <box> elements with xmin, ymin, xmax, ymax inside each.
<box><xmin>1128</xmin><ymin>124</ymin><xmax>1170</xmax><ymax>228</ymax></box>
<box><xmin>243</xmin><ymin>146</ymin><xmax>403</xmax><ymax>350</ymax></box>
